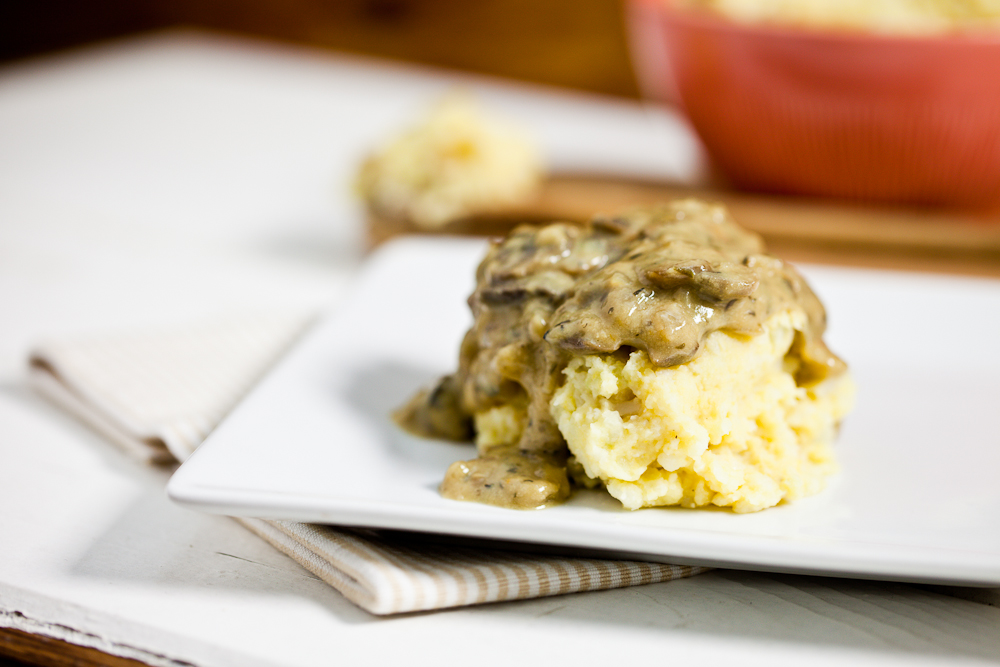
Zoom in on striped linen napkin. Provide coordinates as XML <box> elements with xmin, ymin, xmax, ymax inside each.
<box><xmin>27</xmin><ymin>314</ymin><xmax>707</xmax><ymax>615</ymax></box>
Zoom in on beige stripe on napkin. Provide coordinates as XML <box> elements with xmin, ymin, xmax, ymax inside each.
<box><xmin>28</xmin><ymin>314</ymin><xmax>707</xmax><ymax>615</ymax></box>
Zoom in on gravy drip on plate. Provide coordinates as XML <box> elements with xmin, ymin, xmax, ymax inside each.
<box><xmin>396</xmin><ymin>200</ymin><xmax>845</xmax><ymax>509</ymax></box>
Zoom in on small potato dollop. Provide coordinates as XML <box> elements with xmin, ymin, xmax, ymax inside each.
<box><xmin>356</xmin><ymin>95</ymin><xmax>542</xmax><ymax>228</ymax></box>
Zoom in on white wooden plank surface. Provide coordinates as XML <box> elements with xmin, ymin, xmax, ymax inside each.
<box><xmin>0</xmin><ymin>30</ymin><xmax>996</xmax><ymax>667</ymax></box>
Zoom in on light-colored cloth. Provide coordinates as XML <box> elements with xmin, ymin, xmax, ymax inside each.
<box><xmin>28</xmin><ymin>314</ymin><xmax>707</xmax><ymax>615</ymax></box>
<box><xmin>29</xmin><ymin>314</ymin><xmax>314</xmax><ymax>464</ymax></box>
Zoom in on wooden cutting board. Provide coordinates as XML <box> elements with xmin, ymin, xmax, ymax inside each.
<box><xmin>367</xmin><ymin>174</ymin><xmax>1000</xmax><ymax>278</ymax></box>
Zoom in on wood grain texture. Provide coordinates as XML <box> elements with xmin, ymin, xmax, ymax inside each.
<box><xmin>367</xmin><ymin>174</ymin><xmax>1000</xmax><ymax>277</ymax></box>
<box><xmin>0</xmin><ymin>627</ymin><xmax>151</xmax><ymax>667</ymax></box>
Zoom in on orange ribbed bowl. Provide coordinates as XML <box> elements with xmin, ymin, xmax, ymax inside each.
<box><xmin>627</xmin><ymin>0</ymin><xmax>1000</xmax><ymax>207</ymax></box>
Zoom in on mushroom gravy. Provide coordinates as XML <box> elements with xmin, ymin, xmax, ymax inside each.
<box><xmin>396</xmin><ymin>200</ymin><xmax>846</xmax><ymax>509</ymax></box>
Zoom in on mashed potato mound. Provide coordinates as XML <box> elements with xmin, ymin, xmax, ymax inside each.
<box><xmin>356</xmin><ymin>94</ymin><xmax>542</xmax><ymax>229</ymax></box>
<box><xmin>550</xmin><ymin>310</ymin><xmax>854</xmax><ymax>513</ymax></box>
<box><xmin>403</xmin><ymin>202</ymin><xmax>855</xmax><ymax>512</ymax></box>
<box><xmin>679</xmin><ymin>0</ymin><xmax>1000</xmax><ymax>34</ymax></box>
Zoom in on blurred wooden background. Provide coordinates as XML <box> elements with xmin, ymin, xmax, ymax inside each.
<box><xmin>1</xmin><ymin>0</ymin><xmax>641</xmax><ymax>98</ymax></box>
<box><xmin>8</xmin><ymin>0</ymin><xmax>1000</xmax><ymax>278</ymax></box>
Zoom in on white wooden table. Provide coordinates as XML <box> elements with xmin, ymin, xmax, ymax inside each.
<box><xmin>0</xmin><ymin>30</ymin><xmax>997</xmax><ymax>667</ymax></box>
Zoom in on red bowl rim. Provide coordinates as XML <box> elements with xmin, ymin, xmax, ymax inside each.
<box><xmin>629</xmin><ymin>0</ymin><xmax>1000</xmax><ymax>47</ymax></box>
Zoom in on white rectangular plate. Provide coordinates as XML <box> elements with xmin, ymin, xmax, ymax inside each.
<box><xmin>168</xmin><ymin>237</ymin><xmax>1000</xmax><ymax>586</ymax></box>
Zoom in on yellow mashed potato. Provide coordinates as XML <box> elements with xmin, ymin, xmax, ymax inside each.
<box><xmin>356</xmin><ymin>95</ymin><xmax>542</xmax><ymax>229</ymax></box>
<box><xmin>678</xmin><ymin>0</ymin><xmax>1000</xmax><ymax>33</ymax></box>
<box><xmin>475</xmin><ymin>309</ymin><xmax>854</xmax><ymax>513</ymax></box>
